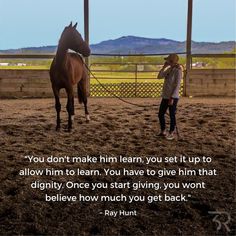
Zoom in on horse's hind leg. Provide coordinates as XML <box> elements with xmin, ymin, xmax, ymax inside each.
<box><xmin>53</xmin><ymin>87</ymin><xmax>61</xmax><ymax>131</ymax></box>
<box><xmin>66</xmin><ymin>87</ymin><xmax>74</xmax><ymax>132</ymax></box>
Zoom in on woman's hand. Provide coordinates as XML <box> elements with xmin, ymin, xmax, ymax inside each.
<box><xmin>163</xmin><ymin>62</ymin><xmax>170</xmax><ymax>68</ymax></box>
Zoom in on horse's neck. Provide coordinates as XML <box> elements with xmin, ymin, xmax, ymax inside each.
<box><xmin>55</xmin><ymin>44</ymin><xmax>68</xmax><ymax>66</ymax></box>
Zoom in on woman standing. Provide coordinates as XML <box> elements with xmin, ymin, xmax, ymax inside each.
<box><xmin>157</xmin><ymin>54</ymin><xmax>183</xmax><ymax>140</ymax></box>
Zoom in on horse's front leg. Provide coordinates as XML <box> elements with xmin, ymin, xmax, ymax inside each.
<box><xmin>66</xmin><ymin>90</ymin><xmax>74</xmax><ymax>132</ymax></box>
<box><xmin>56</xmin><ymin>97</ymin><xmax>61</xmax><ymax>131</ymax></box>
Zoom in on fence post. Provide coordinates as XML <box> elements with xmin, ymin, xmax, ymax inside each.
<box><xmin>84</xmin><ymin>0</ymin><xmax>90</xmax><ymax>96</ymax></box>
<box><xmin>135</xmin><ymin>64</ymin><xmax>138</xmax><ymax>97</ymax></box>
<box><xmin>185</xmin><ymin>0</ymin><xmax>193</xmax><ymax>97</ymax></box>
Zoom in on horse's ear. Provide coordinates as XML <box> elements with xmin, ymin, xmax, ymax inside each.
<box><xmin>68</xmin><ymin>22</ymin><xmax>72</xmax><ymax>28</ymax></box>
<box><xmin>73</xmin><ymin>22</ymin><xmax>78</xmax><ymax>29</ymax></box>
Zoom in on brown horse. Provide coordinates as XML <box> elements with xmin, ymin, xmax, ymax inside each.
<box><xmin>50</xmin><ymin>22</ymin><xmax>91</xmax><ymax>131</ymax></box>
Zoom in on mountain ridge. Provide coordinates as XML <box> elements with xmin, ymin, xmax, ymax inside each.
<box><xmin>0</xmin><ymin>36</ymin><xmax>235</xmax><ymax>54</ymax></box>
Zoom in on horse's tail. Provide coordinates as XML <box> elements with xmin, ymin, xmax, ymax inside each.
<box><xmin>78</xmin><ymin>65</ymin><xmax>89</xmax><ymax>104</ymax></box>
<box><xmin>77</xmin><ymin>82</ymin><xmax>84</xmax><ymax>104</ymax></box>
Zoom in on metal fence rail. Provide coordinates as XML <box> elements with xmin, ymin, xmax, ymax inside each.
<box><xmin>0</xmin><ymin>53</ymin><xmax>234</xmax><ymax>98</ymax></box>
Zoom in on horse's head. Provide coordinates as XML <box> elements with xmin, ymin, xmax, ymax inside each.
<box><xmin>59</xmin><ymin>22</ymin><xmax>91</xmax><ymax>57</ymax></box>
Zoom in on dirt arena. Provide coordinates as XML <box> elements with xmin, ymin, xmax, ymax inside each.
<box><xmin>0</xmin><ymin>97</ymin><xmax>235</xmax><ymax>235</ymax></box>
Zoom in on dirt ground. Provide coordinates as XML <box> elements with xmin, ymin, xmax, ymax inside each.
<box><xmin>0</xmin><ymin>97</ymin><xmax>235</xmax><ymax>236</ymax></box>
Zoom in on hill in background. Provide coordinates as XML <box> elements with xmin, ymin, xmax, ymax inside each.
<box><xmin>0</xmin><ymin>36</ymin><xmax>235</xmax><ymax>54</ymax></box>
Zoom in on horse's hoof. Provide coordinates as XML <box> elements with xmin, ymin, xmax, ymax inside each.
<box><xmin>85</xmin><ymin>114</ymin><xmax>90</xmax><ymax>123</ymax></box>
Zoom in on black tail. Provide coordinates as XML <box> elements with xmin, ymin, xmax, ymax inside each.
<box><xmin>77</xmin><ymin>82</ymin><xmax>85</xmax><ymax>104</ymax></box>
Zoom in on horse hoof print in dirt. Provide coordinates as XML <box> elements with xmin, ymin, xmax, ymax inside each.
<box><xmin>50</xmin><ymin>22</ymin><xmax>91</xmax><ymax>132</ymax></box>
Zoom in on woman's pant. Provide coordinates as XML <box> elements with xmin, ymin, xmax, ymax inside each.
<box><xmin>158</xmin><ymin>98</ymin><xmax>178</xmax><ymax>133</ymax></box>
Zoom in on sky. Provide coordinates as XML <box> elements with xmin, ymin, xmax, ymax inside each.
<box><xmin>0</xmin><ymin>0</ymin><xmax>235</xmax><ymax>49</ymax></box>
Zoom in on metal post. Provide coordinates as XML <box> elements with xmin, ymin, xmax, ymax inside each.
<box><xmin>84</xmin><ymin>0</ymin><xmax>90</xmax><ymax>94</ymax></box>
<box><xmin>84</xmin><ymin>0</ymin><xmax>89</xmax><ymax>58</ymax></box>
<box><xmin>185</xmin><ymin>0</ymin><xmax>193</xmax><ymax>96</ymax></box>
<box><xmin>135</xmin><ymin>64</ymin><xmax>138</xmax><ymax>97</ymax></box>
